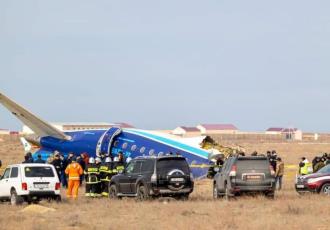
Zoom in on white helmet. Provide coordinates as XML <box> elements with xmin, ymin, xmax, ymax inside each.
<box><xmin>126</xmin><ymin>157</ymin><xmax>132</xmax><ymax>164</ymax></box>
<box><xmin>105</xmin><ymin>157</ymin><xmax>112</xmax><ymax>163</ymax></box>
<box><xmin>89</xmin><ymin>157</ymin><xmax>95</xmax><ymax>164</ymax></box>
<box><xmin>113</xmin><ymin>157</ymin><xmax>119</xmax><ymax>162</ymax></box>
<box><xmin>95</xmin><ymin>157</ymin><xmax>102</xmax><ymax>163</ymax></box>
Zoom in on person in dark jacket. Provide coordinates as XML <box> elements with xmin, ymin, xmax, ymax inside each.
<box><xmin>67</xmin><ymin>152</ymin><xmax>75</xmax><ymax>165</ymax></box>
<box><xmin>207</xmin><ymin>156</ymin><xmax>224</xmax><ymax>179</ymax></box>
<box><xmin>34</xmin><ymin>154</ymin><xmax>45</xmax><ymax>163</ymax></box>
<box><xmin>313</xmin><ymin>157</ymin><xmax>325</xmax><ymax>173</ymax></box>
<box><xmin>52</xmin><ymin>153</ymin><xmax>63</xmax><ymax>179</ymax></box>
<box><xmin>77</xmin><ymin>155</ymin><xmax>86</xmax><ymax>185</ymax></box>
<box><xmin>60</xmin><ymin>154</ymin><xmax>68</xmax><ymax>188</ymax></box>
<box><xmin>25</xmin><ymin>152</ymin><xmax>34</xmax><ymax>163</ymax></box>
<box><xmin>22</xmin><ymin>155</ymin><xmax>31</xmax><ymax>163</ymax></box>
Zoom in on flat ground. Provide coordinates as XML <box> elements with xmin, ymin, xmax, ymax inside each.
<box><xmin>0</xmin><ymin>138</ymin><xmax>329</xmax><ymax>230</ymax></box>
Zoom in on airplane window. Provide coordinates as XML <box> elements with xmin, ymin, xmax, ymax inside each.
<box><xmin>113</xmin><ymin>141</ymin><xmax>119</xmax><ymax>147</ymax></box>
<box><xmin>122</xmin><ymin>142</ymin><xmax>128</xmax><ymax>149</ymax></box>
<box><xmin>140</xmin><ymin>147</ymin><xmax>146</xmax><ymax>154</ymax></box>
<box><xmin>158</xmin><ymin>152</ymin><xmax>164</xmax><ymax>156</ymax></box>
<box><xmin>131</xmin><ymin>145</ymin><xmax>137</xmax><ymax>152</ymax></box>
<box><xmin>149</xmin><ymin>149</ymin><xmax>155</xmax><ymax>156</ymax></box>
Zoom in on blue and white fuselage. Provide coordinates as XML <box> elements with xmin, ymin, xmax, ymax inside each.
<box><xmin>37</xmin><ymin>128</ymin><xmax>211</xmax><ymax>179</ymax></box>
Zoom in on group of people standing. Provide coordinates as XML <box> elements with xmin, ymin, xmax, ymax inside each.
<box><xmin>298</xmin><ymin>153</ymin><xmax>330</xmax><ymax>175</ymax></box>
<box><xmin>22</xmin><ymin>151</ymin><xmax>129</xmax><ymax>199</ymax></box>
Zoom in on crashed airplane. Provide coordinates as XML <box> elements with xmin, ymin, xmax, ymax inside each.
<box><xmin>0</xmin><ymin>92</ymin><xmax>224</xmax><ymax>179</ymax></box>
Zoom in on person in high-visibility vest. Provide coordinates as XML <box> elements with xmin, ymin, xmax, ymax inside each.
<box><xmin>84</xmin><ymin>157</ymin><xmax>100</xmax><ymax>197</ymax></box>
<box><xmin>299</xmin><ymin>157</ymin><xmax>313</xmax><ymax>175</ymax></box>
<box><xmin>65</xmin><ymin>156</ymin><xmax>83</xmax><ymax>199</ymax></box>
<box><xmin>99</xmin><ymin>157</ymin><xmax>112</xmax><ymax>197</ymax></box>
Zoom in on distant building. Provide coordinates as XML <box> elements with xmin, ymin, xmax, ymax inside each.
<box><xmin>0</xmin><ymin>129</ymin><xmax>10</xmax><ymax>135</ymax></box>
<box><xmin>266</xmin><ymin>127</ymin><xmax>302</xmax><ymax>140</ymax></box>
<box><xmin>196</xmin><ymin>124</ymin><xmax>238</xmax><ymax>135</ymax></box>
<box><xmin>22</xmin><ymin>122</ymin><xmax>135</xmax><ymax>134</ymax></box>
<box><xmin>172</xmin><ymin>126</ymin><xmax>201</xmax><ymax>137</ymax></box>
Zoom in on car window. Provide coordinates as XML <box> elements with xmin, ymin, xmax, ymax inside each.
<box><xmin>157</xmin><ymin>158</ymin><xmax>190</xmax><ymax>174</ymax></box>
<box><xmin>125</xmin><ymin>161</ymin><xmax>142</xmax><ymax>174</ymax></box>
<box><xmin>236</xmin><ymin>159</ymin><xmax>269</xmax><ymax>170</ymax></box>
<box><xmin>141</xmin><ymin>160</ymin><xmax>154</xmax><ymax>173</ymax></box>
<box><xmin>24</xmin><ymin>166</ymin><xmax>55</xmax><ymax>177</ymax></box>
<box><xmin>125</xmin><ymin>162</ymin><xmax>135</xmax><ymax>173</ymax></box>
<box><xmin>317</xmin><ymin>164</ymin><xmax>330</xmax><ymax>173</ymax></box>
<box><xmin>2</xmin><ymin>168</ymin><xmax>11</xmax><ymax>179</ymax></box>
<box><xmin>10</xmin><ymin>167</ymin><xmax>19</xmax><ymax>178</ymax></box>
<box><xmin>131</xmin><ymin>161</ymin><xmax>142</xmax><ymax>174</ymax></box>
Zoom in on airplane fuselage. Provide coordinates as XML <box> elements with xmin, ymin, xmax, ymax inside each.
<box><xmin>37</xmin><ymin>128</ymin><xmax>211</xmax><ymax>179</ymax></box>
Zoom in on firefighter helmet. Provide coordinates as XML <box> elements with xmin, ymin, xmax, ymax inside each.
<box><xmin>89</xmin><ymin>157</ymin><xmax>95</xmax><ymax>164</ymax></box>
<box><xmin>105</xmin><ymin>157</ymin><xmax>112</xmax><ymax>163</ymax></box>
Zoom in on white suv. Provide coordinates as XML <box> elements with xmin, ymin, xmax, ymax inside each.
<box><xmin>0</xmin><ymin>164</ymin><xmax>61</xmax><ymax>205</ymax></box>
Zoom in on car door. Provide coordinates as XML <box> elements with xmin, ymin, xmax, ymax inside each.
<box><xmin>118</xmin><ymin>161</ymin><xmax>136</xmax><ymax>194</ymax></box>
<box><xmin>129</xmin><ymin>160</ymin><xmax>143</xmax><ymax>194</ymax></box>
<box><xmin>0</xmin><ymin>167</ymin><xmax>12</xmax><ymax>197</ymax></box>
<box><xmin>218</xmin><ymin>159</ymin><xmax>231</xmax><ymax>192</ymax></box>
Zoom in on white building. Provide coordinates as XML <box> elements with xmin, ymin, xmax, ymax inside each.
<box><xmin>196</xmin><ymin>124</ymin><xmax>238</xmax><ymax>135</ymax></box>
<box><xmin>172</xmin><ymin>126</ymin><xmax>201</xmax><ymax>137</ymax></box>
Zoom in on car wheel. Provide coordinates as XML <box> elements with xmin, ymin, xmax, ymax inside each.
<box><xmin>321</xmin><ymin>183</ymin><xmax>330</xmax><ymax>195</ymax></box>
<box><xmin>213</xmin><ymin>183</ymin><xmax>220</xmax><ymax>199</ymax></box>
<box><xmin>55</xmin><ymin>195</ymin><xmax>62</xmax><ymax>203</ymax></box>
<box><xmin>177</xmin><ymin>194</ymin><xmax>189</xmax><ymax>201</ymax></box>
<box><xmin>10</xmin><ymin>190</ymin><xmax>23</xmax><ymax>206</ymax></box>
<box><xmin>136</xmin><ymin>185</ymin><xmax>149</xmax><ymax>201</ymax></box>
<box><xmin>225</xmin><ymin>184</ymin><xmax>232</xmax><ymax>201</ymax></box>
<box><xmin>265</xmin><ymin>192</ymin><xmax>275</xmax><ymax>199</ymax></box>
<box><xmin>109</xmin><ymin>184</ymin><xmax>120</xmax><ymax>199</ymax></box>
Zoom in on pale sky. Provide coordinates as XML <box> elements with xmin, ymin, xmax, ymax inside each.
<box><xmin>1</xmin><ymin>1</ymin><xmax>329</xmax><ymax>132</ymax></box>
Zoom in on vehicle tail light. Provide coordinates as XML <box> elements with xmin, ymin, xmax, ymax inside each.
<box><xmin>55</xmin><ymin>182</ymin><xmax>61</xmax><ymax>190</ymax></box>
<box><xmin>229</xmin><ymin>165</ymin><xmax>237</xmax><ymax>177</ymax></box>
<box><xmin>190</xmin><ymin>172</ymin><xmax>194</xmax><ymax>181</ymax></box>
<box><xmin>151</xmin><ymin>173</ymin><xmax>157</xmax><ymax>183</ymax></box>
<box><xmin>269</xmin><ymin>165</ymin><xmax>275</xmax><ymax>176</ymax></box>
<box><xmin>22</xmin><ymin>182</ymin><xmax>28</xmax><ymax>190</ymax></box>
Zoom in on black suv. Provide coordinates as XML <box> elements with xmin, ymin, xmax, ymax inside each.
<box><xmin>109</xmin><ymin>156</ymin><xmax>194</xmax><ymax>200</ymax></box>
<box><xmin>213</xmin><ymin>156</ymin><xmax>276</xmax><ymax>199</ymax></box>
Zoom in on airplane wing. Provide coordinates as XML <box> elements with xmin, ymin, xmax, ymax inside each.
<box><xmin>0</xmin><ymin>92</ymin><xmax>70</xmax><ymax>140</ymax></box>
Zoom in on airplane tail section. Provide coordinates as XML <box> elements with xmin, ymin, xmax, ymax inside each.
<box><xmin>20</xmin><ymin>137</ymin><xmax>32</xmax><ymax>153</ymax></box>
<box><xmin>0</xmin><ymin>92</ymin><xmax>70</xmax><ymax>140</ymax></box>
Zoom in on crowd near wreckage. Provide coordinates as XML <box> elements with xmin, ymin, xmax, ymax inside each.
<box><xmin>0</xmin><ymin>92</ymin><xmax>330</xmax><ymax>203</ymax></box>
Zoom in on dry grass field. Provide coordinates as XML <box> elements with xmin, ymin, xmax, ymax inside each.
<box><xmin>0</xmin><ymin>138</ymin><xmax>329</xmax><ymax>230</ymax></box>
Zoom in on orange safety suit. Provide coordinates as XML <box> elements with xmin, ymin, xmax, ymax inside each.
<box><xmin>65</xmin><ymin>162</ymin><xmax>83</xmax><ymax>198</ymax></box>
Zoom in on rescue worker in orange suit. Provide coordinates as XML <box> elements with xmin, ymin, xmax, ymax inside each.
<box><xmin>65</xmin><ymin>156</ymin><xmax>83</xmax><ymax>199</ymax></box>
<box><xmin>84</xmin><ymin>157</ymin><xmax>100</xmax><ymax>197</ymax></box>
<box><xmin>99</xmin><ymin>157</ymin><xmax>112</xmax><ymax>197</ymax></box>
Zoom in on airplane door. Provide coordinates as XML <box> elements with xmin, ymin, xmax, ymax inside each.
<box><xmin>96</xmin><ymin>127</ymin><xmax>122</xmax><ymax>156</ymax></box>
